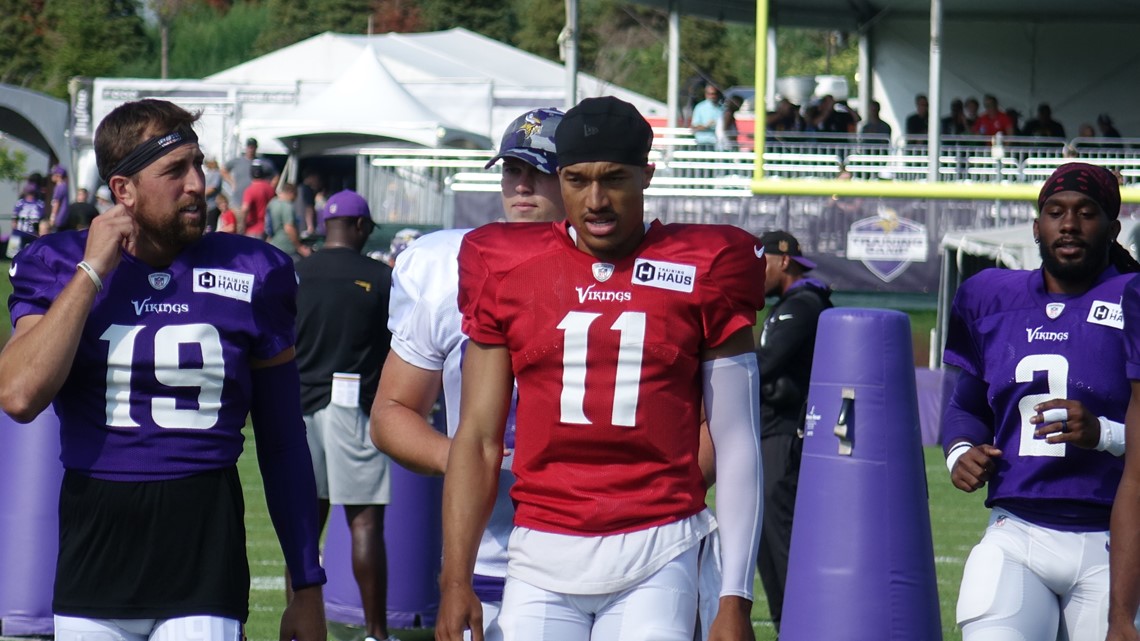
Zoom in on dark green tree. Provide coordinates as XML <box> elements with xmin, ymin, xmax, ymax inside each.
<box><xmin>0</xmin><ymin>142</ymin><xmax>28</xmax><ymax>186</ymax></box>
<box><xmin>166</xmin><ymin>1</ymin><xmax>270</xmax><ymax>78</ymax></box>
<box><xmin>40</xmin><ymin>0</ymin><xmax>148</xmax><ymax>97</ymax></box>
<box><xmin>776</xmin><ymin>28</ymin><xmax>858</xmax><ymax>95</ymax></box>
<box><xmin>0</xmin><ymin>0</ymin><xmax>47</xmax><ymax>87</ymax></box>
<box><xmin>253</xmin><ymin>0</ymin><xmax>374</xmax><ymax>55</ymax></box>
<box><xmin>511</xmin><ymin>0</ymin><xmax>564</xmax><ymax>60</ymax></box>
<box><xmin>419</xmin><ymin>0</ymin><xmax>517</xmax><ymax>43</ymax></box>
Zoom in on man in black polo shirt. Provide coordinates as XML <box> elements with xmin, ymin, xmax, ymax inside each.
<box><xmin>294</xmin><ymin>190</ymin><xmax>396</xmax><ymax>641</ymax></box>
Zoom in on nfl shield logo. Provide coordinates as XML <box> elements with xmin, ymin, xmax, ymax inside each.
<box><xmin>592</xmin><ymin>263</ymin><xmax>615</xmax><ymax>282</ymax></box>
<box><xmin>1046</xmin><ymin>302</ymin><xmax>1065</xmax><ymax>319</ymax></box>
<box><xmin>149</xmin><ymin>272</ymin><xmax>172</xmax><ymax>290</ymax></box>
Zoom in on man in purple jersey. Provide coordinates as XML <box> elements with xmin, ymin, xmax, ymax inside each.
<box><xmin>48</xmin><ymin>164</ymin><xmax>70</xmax><ymax>232</ymax></box>
<box><xmin>942</xmin><ymin>162</ymin><xmax>1140</xmax><ymax>641</ymax></box>
<box><xmin>0</xmin><ymin>99</ymin><xmax>327</xmax><ymax>641</ymax></box>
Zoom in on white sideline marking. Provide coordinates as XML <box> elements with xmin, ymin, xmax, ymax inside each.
<box><xmin>251</xmin><ymin>576</ymin><xmax>286</xmax><ymax>591</ymax></box>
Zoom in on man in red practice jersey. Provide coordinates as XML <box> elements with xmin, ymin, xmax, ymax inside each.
<box><xmin>436</xmin><ymin>95</ymin><xmax>766</xmax><ymax>641</ymax></box>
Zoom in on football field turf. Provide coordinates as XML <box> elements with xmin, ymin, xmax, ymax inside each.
<box><xmin>238</xmin><ymin>442</ymin><xmax>987</xmax><ymax>641</ymax></box>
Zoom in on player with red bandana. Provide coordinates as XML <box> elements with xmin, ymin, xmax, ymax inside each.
<box><xmin>437</xmin><ymin>96</ymin><xmax>766</xmax><ymax>641</ymax></box>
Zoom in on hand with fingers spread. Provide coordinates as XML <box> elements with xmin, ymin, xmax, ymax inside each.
<box><xmin>1030</xmin><ymin>399</ymin><xmax>1100</xmax><ymax>449</ymax></box>
<box><xmin>949</xmin><ymin>443</ymin><xmax>1003</xmax><ymax>493</ymax></box>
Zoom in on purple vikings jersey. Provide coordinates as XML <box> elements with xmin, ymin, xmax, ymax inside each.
<box><xmin>943</xmin><ymin>267</ymin><xmax>1128</xmax><ymax>523</ymax></box>
<box><xmin>9</xmin><ymin>231</ymin><xmax>297</xmax><ymax>480</ymax></box>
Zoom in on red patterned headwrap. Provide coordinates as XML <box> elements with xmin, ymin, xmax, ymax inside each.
<box><xmin>1037</xmin><ymin>162</ymin><xmax>1120</xmax><ymax>220</ymax></box>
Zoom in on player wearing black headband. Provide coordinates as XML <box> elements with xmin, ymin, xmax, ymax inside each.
<box><xmin>943</xmin><ymin>162</ymin><xmax>1140</xmax><ymax>641</ymax></box>
<box><xmin>0</xmin><ymin>99</ymin><xmax>327</xmax><ymax>641</ymax></box>
<box><xmin>438</xmin><ymin>96</ymin><xmax>766</xmax><ymax>641</ymax></box>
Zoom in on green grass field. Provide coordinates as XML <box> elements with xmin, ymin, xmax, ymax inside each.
<box><xmin>0</xmin><ymin>260</ymin><xmax>978</xmax><ymax>641</ymax></box>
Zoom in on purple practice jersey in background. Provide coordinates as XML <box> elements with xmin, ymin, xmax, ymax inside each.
<box><xmin>9</xmin><ymin>232</ymin><xmax>297</xmax><ymax>481</ymax></box>
<box><xmin>943</xmin><ymin>267</ymin><xmax>1129</xmax><ymax>529</ymax></box>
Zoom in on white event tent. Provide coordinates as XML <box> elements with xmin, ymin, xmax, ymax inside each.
<box><xmin>206</xmin><ymin>28</ymin><xmax>668</xmax><ymax>155</ymax></box>
<box><xmin>237</xmin><ymin>45</ymin><xmax>492</xmax><ymax>155</ymax></box>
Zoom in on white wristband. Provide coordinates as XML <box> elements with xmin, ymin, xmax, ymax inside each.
<box><xmin>1097</xmin><ymin>416</ymin><xmax>1126</xmax><ymax>457</ymax></box>
<box><xmin>76</xmin><ymin>261</ymin><xmax>103</xmax><ymax>292</ymax></box>
<box><xmin>946</xmin><ymin>442</ymin><xmax>973</xmax><ymax>473</ymax></box>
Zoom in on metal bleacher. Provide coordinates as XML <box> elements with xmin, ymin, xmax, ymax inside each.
<box><xmin>355</xmin><ymin>129</ymin><xmax>1140</xmax><ymax>226</ymax></box>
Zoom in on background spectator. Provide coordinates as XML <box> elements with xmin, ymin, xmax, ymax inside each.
<box><xmin>239</xmin><ymin>159</ymin><xmax>275</xmax><ymax>238</ymax></box>
<box><xmin>717</xmin><ymin>94</ymin><xmax>744</xmax><ymax>151</ymax></box>
<box><xmin>266</xmin><ymin>183</ymin><xmax>310</xmax><ymax>260</ymax></box>
<box><xmin>8</xmin><ymin>181</ymin><xmax>45</xmax><ymax>256</ymax></box>
<box><xmin>691</xmin><ymin>83</ymin><xmax>724</xmax><ymax>150</ymax></box>
<box><xmin>221</xmin><ymin>137</ymin><xmax>271</xmax><ymax>206</ymax></box>
<box><xmin>94</xmin><ymin>186</ymin><xmax>113</xmax><ymax>215</ymax></box>
<box><xmin>213</xmin><ymin>194</ymin><xmax>237</xmax><ymax>233</ymax></box>
<box><xmin>1098</xmin><ymin>113</ymin><xmax>1123</xmax><ymax>139</ymax></box>
<box><xmin>972</xmin><ymin>94</ymin><xmax>1014</xmax><ymax>137</ymax></box>
<box><xmin>1022</xmin><ymin>103</ymin><xmax>1067</xmax><ymax>139</ymax></box>
<box><xmin>964</xmin><ymin>97</ymin><xmax>980</xmax><ymax>130</ymax></box>
<box><xmin>767</xmin><ymin>97</ymin><xmax>802</xmax><ymax>132</ymax></box>
<box><xmin>48</xmin><ymin>164</ymin><xmax>69</xmax><ymax>232</ymax></box>
<box><xmin>906</xmin><ymin>94</ymin><xmax>929</xmax><ymax>137</ymax></box>
<box><xmin>204</xmin><ymin>156</ymin><xmax>223</xmax><ymax>212</ymax></box>
<box><xmin>861</xmin><ymin>100</ymin><xmax>892</xmax><ymax>138</ymax></box>
<box><xmin>941</xmin><ymin>98</ymin><xmax>970</xmax><ymax>135</ymax></box>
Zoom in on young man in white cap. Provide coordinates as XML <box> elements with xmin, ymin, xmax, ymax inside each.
<box><xmin>437</xmin><ymin>96</ymin><xmax>766</xmax><ymax>641</ymax></box>
<box><xmin>370</xmin><ymin>107</ymin><xmax>564</xmax><ymax>641</ymax></box>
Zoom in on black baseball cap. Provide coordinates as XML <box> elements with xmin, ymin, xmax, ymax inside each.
<box><xmin>555</xmin><ymin>96</ymin><xmax>653</xmax><ymax>168</ymax></box>
<box><xmin>758</xmin><ymin>230</ymin><xmax>816</xmax><ymax>271</ymax></box>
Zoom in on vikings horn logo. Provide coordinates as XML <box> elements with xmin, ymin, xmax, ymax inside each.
<box><xmin>520</xmin><ymin>112</ymin><xmax>543</xmax><ymax>139</ymax></box>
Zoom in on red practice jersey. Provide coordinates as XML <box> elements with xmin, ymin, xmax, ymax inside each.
<box><xmin>458</xmin><ymin>220</ymin><xmax>765</xmax><ymax>536</ymax></box>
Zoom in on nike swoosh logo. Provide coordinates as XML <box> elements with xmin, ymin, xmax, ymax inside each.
<box><xmin>8</xmin><ymin>262</ymin><xmax>15</xmax><ymax>278</ymax></box>
<box><xmin>778</xmin><ymin>314</ymin><xmax>794</xmax><ymax>320</ymax></box>
<box><xmin>754</xmin><ymin>246</ymin><xmax>765</xmax><ymax>259</ymax></box>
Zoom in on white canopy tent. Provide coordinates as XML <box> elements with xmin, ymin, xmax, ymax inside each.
<box><xmin>206</xmin><ymin>28</ymin><xmax>667</xmax><ymax>154</ymax></box>
<box><xmin>238</xmin><ymin>46</ymin><xmax>490</xmax><ymax>156</ymax></box>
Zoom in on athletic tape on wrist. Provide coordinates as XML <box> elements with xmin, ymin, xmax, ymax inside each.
<box><xmin>946</xmin><ymin>442</ymin><xmax>973</xmax><ymax>473</ymax></box>
<box><xmin>1097</xmin><ymin>416</ymin><xmax>1126</xmax><ymax>457</ymax></box>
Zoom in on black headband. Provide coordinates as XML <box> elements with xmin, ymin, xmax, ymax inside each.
<box><xmin>101</xmin><ymin>128</ymin><xmax>199</xmax><ymax>183</ymax></box>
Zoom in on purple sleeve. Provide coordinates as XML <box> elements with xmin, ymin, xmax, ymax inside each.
<box><xmin>941</xmin><ymin>280</ymin><xmax>982</xmax><ymax>377</ymax></box>
<box><xmin>941</xmin><ymin>368</ymin><xmax>995</xmax><ymax>451</ymax></box>
<box><xmin>8</xmin><ymin>238</ymin><xmax>73</xmax><ymax>323</ymax></box>
<box><xmin>250</xmin><ymin>360</ymin><xmax>327</xmax><ymax>589</ymax></box>
<box><xmin>1124</xmin><ymin>277</ymin><xmax>1140</xmax><ymax>380</ymax></box>
<box><xmin>252</xmin><ymin>254</ymin><xmax>298</xmax><ymax>360</ymax></box>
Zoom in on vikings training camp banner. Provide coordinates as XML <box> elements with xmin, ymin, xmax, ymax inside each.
<box><xmin>453</xmin><ymin>192</ymin><xmax>1041</xmax><ymax>294</ymax></box>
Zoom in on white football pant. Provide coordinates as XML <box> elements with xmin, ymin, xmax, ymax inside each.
<box><xmin>957</xmin><ymin>508</ymin><xmax>1120</xmax><ymax>641</ymax></box>
<box><xmin>499</xmin><ymin>545</ymin><xmax>699</xmax><ymax>641</ymax></box>
<box><xmin>54</xmin><ymin>616</ymin><xmax>242</xmax><ymax>641</ymax></box>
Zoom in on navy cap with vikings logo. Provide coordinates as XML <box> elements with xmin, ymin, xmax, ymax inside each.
<box><xmin>485</xmin><ymin>108</ymin><xmax>564</xmax><ymax>175</ymax></box>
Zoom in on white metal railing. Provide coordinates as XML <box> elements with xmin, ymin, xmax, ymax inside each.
<box><xmin>353</xmin><ymin>135</ymin><xmax>1140</xmax><ymax>227</ymax></box>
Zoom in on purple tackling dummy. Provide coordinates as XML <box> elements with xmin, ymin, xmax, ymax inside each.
<box><xmin>781</xmin><ymin>308</ymin><xmax>941</xmax><ymax>641</ymax></box>
<box><xmin>324</xmin><ymin>467</ymin><xmax>443</xmax><ymax>629</ymax></box>
<box><xmin>323</xmin><ymin>411</ymin><xmax>444</xmax><ymax>629</ymax></box>
<box><xmin>0</xmin><ymin>408</ymin><xmax>62</xmax><ymax>635</ymax></box>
